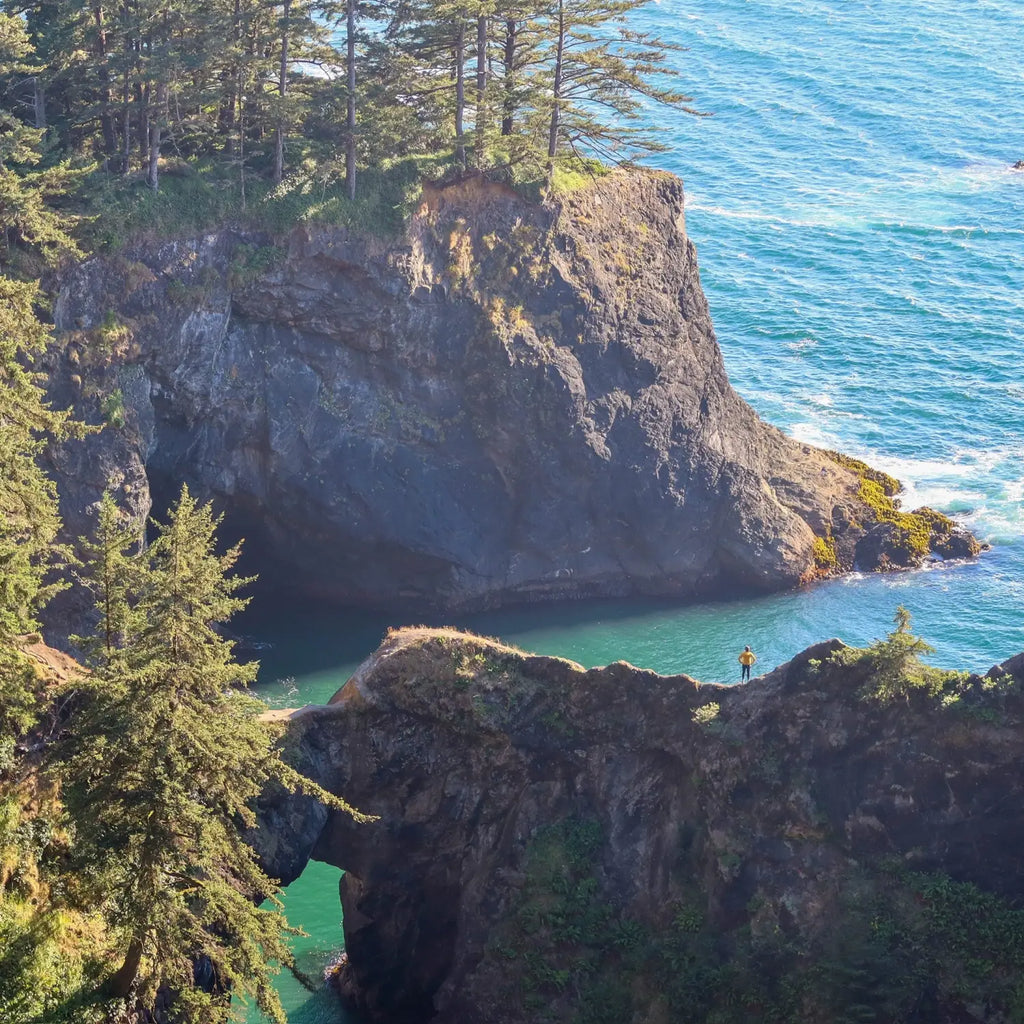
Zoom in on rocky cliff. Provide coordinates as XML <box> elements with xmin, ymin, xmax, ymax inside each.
<box><xmin>256</xmin><ymin>628</ymin><xmax>1024</xmax><ymax>1024</ymax></box>
<box><xmin>45</xmin><ymin>171</ymin><xmax>975</xmax><ymax>623</ymax></box>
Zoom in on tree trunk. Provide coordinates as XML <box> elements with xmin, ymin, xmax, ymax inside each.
<box><xmin>475</xmin><ymin>14</ymin><xmax>486</xmax><ymax>167</ymax></box>
<box><xmin>147</xmin><ymin>80</ymin><xmax>166</xmax><ymax>191</ymax></box>
<box><xmin>94</xmin><ymin>4</ymin><xmax>118</xmax><ymax>159</ymax></box>
<box><xmin>455</xmin><ymin>23</ymin><xmax>465</xmax><ymax>170</ymax></box>
<box><xmin>32</xmin><ymin>78</ymin><xmax>46</xmax><ymax>130</ymax></box>
<box><xmin>501</xmin><ymin>19</ymin><xmax>516</xmax><ymax>137</ymax></box>
<box><xmin>238</xmin><ymin>60</ymin><xmax>246</xmax><ymax>209</ymax></box>
<box><xmin>273</xmin><ymin>0</ymin><xmax>290</xmax><ymax>184</ymax></box>
<box><xmin>121</xmin><ymin>70</ymin><xmax>131</xmax><ymax>174</ymax></box>
<box><xmin>346</xmin><ymin>0</ymin><xmax>356</xmax><ymax>200</ymax></box>
<box><xmin>138</xmin><ymin>82</ymin><xmax>149</xmax><ymax>163</ymax></box>
<box><xmin>105</xmin><ymin>935</ymin><xmax>144</xmax><ymax>998</ymax></box>
<box><xmin>120</xmin><ymin>0</ymin><xmax>132</xmax><ymax>174</ymax></box>
<box><xmin>546</xmin><ymin>0</ymin><xmax>565</xmax><ymax>176</ymax></box>
<box><xmin>218</xmin><ymin>0</ymin><xmax>241</xmax><ymax>152</ymax></box>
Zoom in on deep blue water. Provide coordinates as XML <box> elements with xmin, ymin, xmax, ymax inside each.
<box><xmin>246</xmin><ymin>2</ymin><xmax>1024</xmax><ymax>1018</ymax></box>
<box><xmin>635</xmin><ymin>0</ymin><xmax>1024</xmax><ymax>670</ymax></box>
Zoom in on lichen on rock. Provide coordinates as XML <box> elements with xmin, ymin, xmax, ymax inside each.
<box><xmin>823</xmin><ymin>451</ymin><xmax>981</xmax><ymax>570</ymax></box>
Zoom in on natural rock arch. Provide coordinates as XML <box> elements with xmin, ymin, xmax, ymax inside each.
<box><xmin>253</xmin><ymin>628</ymin><xmax>1024</xmax><ymax>1024</ymax></box>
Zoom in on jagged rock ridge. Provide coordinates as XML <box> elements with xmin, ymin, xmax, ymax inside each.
<box><xmin>46</xmin><ymin>171</ymin><xmax>976</xmax><ymax>621</ymax></box>
<box><xmin>255</xmin><ymin>629</ymin><xmax>1024</xmax><ymax>1024</ymax></box>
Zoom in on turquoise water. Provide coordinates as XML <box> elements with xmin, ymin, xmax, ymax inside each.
<box><xmin>247</xmin><ymin>1</ymin><xmax>1024</xmax><ymax>1018</ymax></box>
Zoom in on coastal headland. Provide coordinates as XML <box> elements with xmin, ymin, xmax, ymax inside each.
<box><xmin>45</xmin><ymin>170</ymin><xmax>977</xmax><ymax>641</ymax></box>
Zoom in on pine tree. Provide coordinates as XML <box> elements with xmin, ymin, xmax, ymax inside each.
<box><xmin>0</xmin><ymin>278</ymin><xmax>68</xmax><ymax>739</ymax></box>
<box><xmin>60</xmin><ymin>485</ymin><xmax>369</xmax><ymax>1022</ymax></box>
<box><xmin>538</xmin><ymin>0</ymin><xmax>704</xmax><ymax>180</ymax></box>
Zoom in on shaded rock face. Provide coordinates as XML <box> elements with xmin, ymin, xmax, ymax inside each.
<box><xmin>49</xmin><ymin>171</ymin><xmax>925</xmax><ymax>616</ymax></box>
<box><xmin>255</xmin><ymin>629</ymin><xmax>1024</xmax><ymax>1024</ymax></box>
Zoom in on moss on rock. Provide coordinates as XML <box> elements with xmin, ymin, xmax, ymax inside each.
<box><xmin>824</xmin><ymin>450</ymin><xmax>976</xmax><ymax>568</ymax></box>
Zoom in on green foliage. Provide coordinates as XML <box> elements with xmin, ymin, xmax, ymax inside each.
<box><xmin>547</xmin><ymin>157</ymin><xmax>612</xmax><ymax>194</ymax></box>
<box><xmin>59</xmin><ymin>486</ymin><xmax>289</xmax><ymax>1022</ymax></box>
<box><xmin>0</xmin><ymin>277</ymin><xmax>70</xmax><ymax>737</ymax></box>
<box><xmin>793</xmin><ymin>868</ymin><xmax>1024</xmax><ymax>1023</ymax></box>
<box><xmin>0</xmin><ymin>899</ymin><xmax>107</xmax><ymax>1024</ymax></box>
<box><xmin>857</xmin><ymin>606</ymin><xmax>940</xmax><ymax>701</ymax></box>
<box><xmin>812</xmin><ymin>532</ymin><xmax>839</xmax><ymax>572</ymax></box>
<box><xmin>99</xmin><ymin>388</ymin><xmax>124</xmax><ymax>428</ymax></box>
<box><xmin>228</xmin><ymin>243</ymin><xmax>286</xmax><ymax>288</ymax></box>
<box><xmin>56</xmin><ymin>486</ymin><xmax>370</xmax><ymax>1023</ymax></box>
<box><xmin>483</xmin><ymin>799</ymin><xmax>1024</xmax><ymax>1024</ymax></box>
<box><xmin>538</xmin><ymin>0</ymin><xmax>705</xmax><ymax>176</ymax></box>
<box><xmin>0</xmin><ymin>13</ymin><xmax>83</xmax><ymax>273</ymax></box>
<box><xmin>4</xmin><ymin>0</ymin><xmax>702</xmax><ymax>245</ymax></box>
<box><xmin>692</xmin><ymin>701</ymin><xmax>720</xmax><ymax>725</ymax></box>
<box><xmin>84</xmin><ymin>154</ymin><xmax>449</xmax><ymax>249</ymax></box>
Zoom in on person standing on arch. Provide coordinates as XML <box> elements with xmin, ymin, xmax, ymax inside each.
<box><xmin>738</xmin><ymin>646</ymin><xmax>757</xmax><ymax>682</ymax></box>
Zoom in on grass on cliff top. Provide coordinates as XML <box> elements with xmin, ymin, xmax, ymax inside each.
<box><xmin>82</xmin><ymin>155</ymin><xmax>446</xmax><ymax>250</ymax></box>
<box><xmin>369</xmin><ymin>628</ymin><xmax>591</xmax><ymax>741</ymax></box>
<box><xmin>81</xmin><ymin>153</ymin><xmax>611</xmax><ymax>252</ymax></box>
<box><xmin>382</xmin><ymin>625</ymin><xmax>527</xmax><ymax>659</ymax></box>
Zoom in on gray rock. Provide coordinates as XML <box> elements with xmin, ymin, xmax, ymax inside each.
<box><xmin>45</xmin><ymin>172</ymin><xmax>972</xmax><ymax>623</ymax></box>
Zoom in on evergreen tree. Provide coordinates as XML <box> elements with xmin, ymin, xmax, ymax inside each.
<box><xmin>387</xmin><ymin>0</ymin><xmax>478</xmax><ymax>167</ymax></box>
<box><xmin>61</xmin><ymin>485</ymin><xmax>369</xmax><ymax>1022</ymax></box>
<box><xmin>0</xmin><ymin>278</ymin><xmax>67</xmax><ymax>739</ymax></box>
<box><xmin>71</xmin><ymin>492</ymin><xmax>143</xmax><ymax>668</ymax></box>
<box><xmin>0</xmin><ymin>13</ymin><xmax>81</xmax><ymax>737</ymax></box>
<box><xmin>863</xmin><ymin>605</ymin><xmax>937</xmax><ymax>701</ymax></box>
<box><xmin>538</xmin><ymin>0</ymin><xmax>703</xmax><ymax>178</ymax></box>
<box><xmin>0</xmin><ymin>13</ymin><xmax>81</xmax><ymax>268</ymax></box>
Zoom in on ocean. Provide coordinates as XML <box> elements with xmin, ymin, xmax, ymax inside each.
<box><xmin>244</xmin><ymin>1</ymin><xmax>1024</xmax><ymax>1019</ymax></box>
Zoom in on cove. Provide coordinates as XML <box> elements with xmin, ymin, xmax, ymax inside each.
<box><xmin>234</xmin><ymin>0</ymin><xmax>1024</xmax><ymax>1012</ymax></box>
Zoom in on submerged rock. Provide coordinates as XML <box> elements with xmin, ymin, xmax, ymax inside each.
<box><xmin>255</xmin><ymin>627</ymin><xmax>1024</xmax><ymax>1024</ymax></box>
<box><xmin>48</xmin><ymin>171</ymin><xmax>976</xmax><ymax>623</ymax></box>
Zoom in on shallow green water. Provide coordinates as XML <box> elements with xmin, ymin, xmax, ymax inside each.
<box><xmin>242</xmin><ymin>861</ymin><xmax>348</xmax><ymax>1024</ymax></box>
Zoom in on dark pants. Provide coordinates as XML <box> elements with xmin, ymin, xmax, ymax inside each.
<box><xmin>741</xmin><ymin>664</ymin><xmax>751</xmax><ymax>681</ymax></box>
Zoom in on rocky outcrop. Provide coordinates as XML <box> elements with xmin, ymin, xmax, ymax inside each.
<box><xmin>255</xmin><ymin>628</ymin><xmax>1024</xmax><ymax>1024</ymax></box>
<box><xmin>47</xmin><ymin>171</ymin><xmax>975</xmax><ymax>622</ymax></box>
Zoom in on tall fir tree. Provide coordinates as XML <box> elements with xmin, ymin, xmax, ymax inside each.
<box><xmin>0</xmin><ymin>13</ymin><xmax>81</xmax><ymax>269</ymax></box>
<box><xmin>60</xmin><ymin>485</ymin><xmax>370</xmax><ymax>1022</ymax></box>
<box><xmin>1</xmin><ymin>14</ymin><xmax>79</xmax><ymax>738</ymax></box>
<box><xmin>0</xmin><ymin>277</ymin><xmax>64</xmax><ymax>739</ymax></box>
<box><xmin>539</xmin><ymin>0</ymin><xmax>703</xmax><ymax>179</ymax></box>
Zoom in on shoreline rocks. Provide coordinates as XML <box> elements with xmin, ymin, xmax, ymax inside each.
<box><xmin>254</xmin><ymin>627</ymin><xmax>1024</xmax><ymax>1024</ymax></box>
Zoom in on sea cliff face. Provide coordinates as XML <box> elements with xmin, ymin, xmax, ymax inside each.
<box><xmin>44</xmin><ymin>171</ymin><xmax>974</xmax><ymax>623</ymax></box>
<box><xmin>255</xmin><ymin>629</ymin><xmax>1024</xmax><ymax>1024</ymax></box>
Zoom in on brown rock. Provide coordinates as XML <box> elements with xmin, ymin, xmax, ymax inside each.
<box><xmin>47</xmin><ymin>171</ymin><xmax>975</xmax><ymax>621</ymax></box>
<box><xmin>252</xmin><ymin>628</ymin><xmax>1024</xmax><ymax>1024</ymax></box>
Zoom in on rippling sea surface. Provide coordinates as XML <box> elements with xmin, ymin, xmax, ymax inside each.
<box><xmin>246</xmin><ymin>2</ymin><xmax>1024</xmax><ymax>1018</ymax></box>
